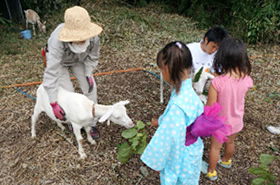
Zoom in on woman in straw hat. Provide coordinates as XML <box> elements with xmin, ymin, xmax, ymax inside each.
<box><xmin>42</xmin><ymin>6</ymin><xmax>102</xmax><ymax>139</ymax></box>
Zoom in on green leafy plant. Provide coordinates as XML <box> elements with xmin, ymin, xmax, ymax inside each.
<box><xmin>117</xmin><ymin>120</ymin><xmax>151</xmax><ymax>163</ymax></box>
<box><xmin>248</xmin><ymin>154</ymin><xmax>277</xmax><ymax>185</ymax></box>
<box><xmin>193</xmin><ymin>67</ymin><xmax>203</xmax><ymax>83</ymax></box>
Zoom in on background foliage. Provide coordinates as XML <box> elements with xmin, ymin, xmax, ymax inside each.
<box><xmin>126</xmin><ymin>0</ymin><xmax>280</xmax><ymax>44</ymax></box>
<box><xmin>20</xmin><ymin>0</ymin><xmax>80</xmax><ymax>18</ymax></box>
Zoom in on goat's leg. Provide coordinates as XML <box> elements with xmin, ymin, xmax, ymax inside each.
<box><xmin>55</xmin><ymin>121</ymin><xmax>65</xmax><ymax>131</ymax></box>
<box><xmin>32</xmin><ymin>24</ymin><xmax>36</xmax><ymax>36</ymax></box>
<box><xmin>85</xmin><ymin>126</ymin><xmax>96</xmax><ymax>145</ymax></box>
<box><xmin>72</xmin><ymin>123</ymin><xmax>86</xmax><ymax>159</ymax></box>
<box><xmin>31</xmin><ymin>105</ymin><xmax>42</xmax><ymax>138</ymax></box>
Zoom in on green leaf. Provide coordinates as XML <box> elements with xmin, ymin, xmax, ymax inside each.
<box><xmin>259</xmin><ymin>173</ymin><xmax>269</xmax><ymax>179</ymax></box>
<box><xmin>260</xmin><ymin>154</ymin><xmax>275</xmax><ymax>166</ymax></box>
<box><xmin>193</xmin><ymin>67</ymin><xmax>203</xmax><ymax>82</ymax></box>
<box><xmin>252</xmin><ymin>178</ymin><xmax>266</xmax><ymax>185</ymax></box>
<box><xmin>248</xmin><ymin>167</ymin><xmax>266</xmax><ymax>175</ymax></box>
<box><xmin>131</xmin><ymin>140</ymin><xmax>139</xmax><ymax>150</ymax></box>
<box><xmin>268</xmin><ymin>172</ymin><xmax>275</xmax><ymax>181</ymax></box>
<box><xmin>130</xmin><ymin>136</ymin><xmax>141</xmax><ymax>150</ymax></box>
<box><xmin>121</xmin><ymin>128</ymin><xmax>138</xmax><ymax>139</ymax></box>
<box><xmin>136</xmin><ymin>141</ymin><xmax>147</xmax><ymax>154</ymax></box>
<box><xmin>136</xmin><ymin>121</ymin><xmax>146</xmax><ymax>130</ymax></box>
<box><xmin>117</xmin><ymin>142</ymin><xmax>133</xmax><ymax>163</ymax></box>
<box><xmin>146</xmin><ymin>122</ymin><xmax>151</xmax><ymax>126</ymax></box>
<box><xmin>136</xmin><ymin>133</ymin><xmax>148</xmax><ymax>154</ymax></box>
<box><xmin>137</xmin><ymin>133</ymin><xmax>143</xmax><ymax>137</ymax></box>
<box><xmin>270</xmin><ymin>146</ymin><xmax>278</xmax><ymax>152</ymax></box>
<box><xmin>202</xmin><ymin>90</ymin><xmax>208</xmax><ymax>96</ymax></box>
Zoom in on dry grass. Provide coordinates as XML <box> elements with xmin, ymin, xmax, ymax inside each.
<box><xmin>0</xmin><ymin>0</ymin><xmax>279</xmax><ymax>184</ymax></box>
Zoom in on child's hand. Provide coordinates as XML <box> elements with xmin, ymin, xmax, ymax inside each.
<box><xmin>150</xmin><ymin>119</ymin><xmax>159</xmax><ymax>128</ymax></box>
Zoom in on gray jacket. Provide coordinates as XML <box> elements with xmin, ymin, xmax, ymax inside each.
<box><xmin>43</xmin><ymin>23</ymin><xmax>100</xmax><ymax>102</ymax></box>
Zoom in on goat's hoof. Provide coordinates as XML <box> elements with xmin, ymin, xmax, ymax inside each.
<box><xmin>79</xmin><ymin>153</ymin><xmax>87</xmax><ymax>159</ymax></box>
<box><xmin>31</xmin><ymin>134</ymin><xmax>36</xmax><ymax>138</ymax></box>
<box><xmin>89</xmin><ymin>140</ymin><xmax>96</xmax><ymax>145</ymax></box>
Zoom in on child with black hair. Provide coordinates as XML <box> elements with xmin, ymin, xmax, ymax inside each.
<box><xmin>187</xmin><ymin>26</ymin><xmax>228</xmax><ymax>73</ymax></box>
<box><xmin>141</xmin><ymin>41</ymin><xmax>204</xmax><ymax>184</ymax></box>
<box><xmin>205</xmin><ymin>37</ymin><xmax>253</xmax><ymax>181</ymax></box>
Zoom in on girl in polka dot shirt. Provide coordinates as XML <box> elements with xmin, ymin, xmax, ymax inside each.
<box><xmin>141</xmin><ymin>41</ymin><xmax>204</xmax><ymax>185</ymax></box>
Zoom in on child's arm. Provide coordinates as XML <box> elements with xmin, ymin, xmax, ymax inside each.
<box><xmin>206</xmin><ymin>83</ymin><xmax>218</xmax><ymax>106</ymax></box>
<box><xmin>150</xmin><ymin>118</ymin><xmax>159</xmax><ymax>128</ymax></box>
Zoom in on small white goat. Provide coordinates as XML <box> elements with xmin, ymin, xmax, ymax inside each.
<box><xmin>31</xmin><ymin>84</ymin><xmax>134</xmax><ymax>159</ymax></box>
<box><xmin>192</xmin><ymin>68</ymin><xmax>215</xmax><ymax>104</ymax></box>
<box><xmin>24</xmin><ymin>9</ymin><xmax>46</xmax><ymax>36</ymax></box>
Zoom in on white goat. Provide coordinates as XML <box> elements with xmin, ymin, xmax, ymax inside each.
<box><xmin>31</xmin><ymin>84</ymin><xmax>134</xmax><ymax>159</ymax></box>
<box><xmin>267</xmin><ymin>125</ymin><xmax>280</xmax><ymax>134</ymax></box>
<box><xmin>192</xmin><ymin>67</ymin><xmax>215</xmax><ymax>104</ymax></box>
<box><xmin>24</xmin><ymin>9</ymin><xmax>46</xmax><ymax>36</ymax></box>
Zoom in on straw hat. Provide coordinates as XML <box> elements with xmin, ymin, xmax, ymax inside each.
<box><xmin>59</xmin><ymin>6</ymin><xmax>103</xmax><ymax>42</ymax></box>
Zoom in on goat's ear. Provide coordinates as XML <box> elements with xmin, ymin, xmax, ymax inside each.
<box><xmin>119</xmin><ymin>100</ymin><xmax>130</xmax><ymax>105</ymax></box>
<box><xmin>43</xmin><ymin>21</ymin><xmax>46</xmax><ymax>24</ymax></box>
<box><xmin>99</xmin><ymin>109</ymin><xmax>113</xmax><ymax>123</ymax></box>
<box><xmin>206</xmin><ymin>72</ymin><xmax>215</xmax><ymax>80</ymax></box>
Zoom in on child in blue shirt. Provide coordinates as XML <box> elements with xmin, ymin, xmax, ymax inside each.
<box><xmin>141</xmin><ymin>41</ymin><xmax>204</xmax><ymax>185</ymax></box>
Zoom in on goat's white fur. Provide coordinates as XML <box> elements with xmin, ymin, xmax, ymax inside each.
<box><xmin>267</xmin><ymin>126</ymin><xmax>280</xmax><ymax>134</ymax></box>
<box><xmin>31</xmin><ymin>84</ymin><xmax>134</xmax><ymax>159</ymax></box>
<box><xmin>24</xmin><ymin>9</ymin><xmax>46</xmax><ymax>36</ymax></box>
<box><xmin>192</xmin><ymin>68</ymin><xmax>215</xmax><ymax>104</ymax></box>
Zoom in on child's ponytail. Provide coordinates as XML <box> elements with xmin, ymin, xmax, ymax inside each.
<box><xmin>157</xmin><ymin>41</ymin><xmax>192</xmax><ymax>93</ymax></box>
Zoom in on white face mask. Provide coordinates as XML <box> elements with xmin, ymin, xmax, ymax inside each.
<box><xmin>68</xmin><ymin>39</ymin><xmax>90</xmax><ymax>53</ymax></box>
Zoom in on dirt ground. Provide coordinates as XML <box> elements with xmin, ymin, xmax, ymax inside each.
<box><xmin>0</xmin><ymin>1</ymin><xmax>279</xmax><ymax>185</ymax></box>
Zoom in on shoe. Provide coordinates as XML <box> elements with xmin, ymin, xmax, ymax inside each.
<box><xmin>201</xmin><ymin>160</ymin><xmax>209</xmax><ymax>174</ymax></box>
<box><xmin>68</xmin><ymin>123</ymin><xmax>73</xmax><ymax>133</ymax></box>
<box><xmin>90</xmin><ymin>127</ymin><xmax>100</xmax><ymax>139</ymax></box>
<box><xmin>218</xmin><ymin>158</ymin><xmax>232</xmax><ymax>168</ymax></box>
<box><xmin>206</xmin><ymin>170</ymin><xmax>217</xmax><ymax>181</ymax></box>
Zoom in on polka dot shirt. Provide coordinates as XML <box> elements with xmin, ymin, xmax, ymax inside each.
<box><xmin>141</xmin><ymin>78</ymin><xmax>204</xmax><ymax>185</ymax></box>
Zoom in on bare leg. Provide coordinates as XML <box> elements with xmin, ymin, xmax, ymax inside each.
<box><xmin>222</xmin><ymin>134</ymin><xmax>236</xmax><ymax>162</ymax></box>
<box><xmin>208</xmin><ymin>136</ymin><xmax>223</xmax><ymax>172</ymax></box>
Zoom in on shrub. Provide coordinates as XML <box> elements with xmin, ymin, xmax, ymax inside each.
<box><xmin>124</xmin><ymin>0</ymin><xmax>280</xmax><ymax>43</ymax></box>
<box><xmin>117</xmin><ymin>120</ymin><xmax>151</xmax><ymax>163</ymax></box>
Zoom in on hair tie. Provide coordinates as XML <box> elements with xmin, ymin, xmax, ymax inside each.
<box><xmin>175</xmin><ymin>42</ymin><xmax>182</xmax><ymax>49</ymax></box>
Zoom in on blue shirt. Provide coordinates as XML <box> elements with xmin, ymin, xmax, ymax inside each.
<box><xmin>141</xmin><ymin>78</ymin><xmax>204</xmax><ymax>185</ymax></box>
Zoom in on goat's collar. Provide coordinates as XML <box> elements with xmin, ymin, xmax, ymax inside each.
<box><xmin>92</xmin><ymin>104</ymin><xmax>95</xmax><ymax>117</ymax></box>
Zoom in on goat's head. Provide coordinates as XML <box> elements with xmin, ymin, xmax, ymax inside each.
<box><xmin>38</xmin><ymin>21</ymin><xmax>46</xmax><ymax>33</ymax></box>
<box><xmin>98</xmin><ymin>100</ymin><xmax>134</xmax><ymax>128</ymax></box>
